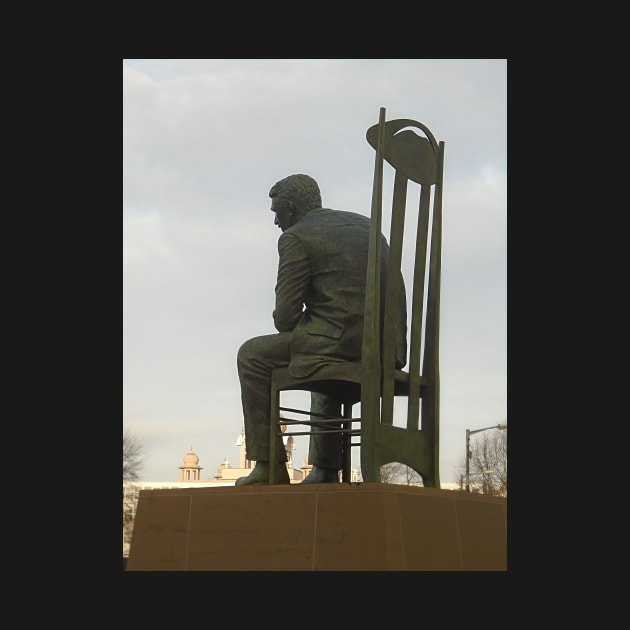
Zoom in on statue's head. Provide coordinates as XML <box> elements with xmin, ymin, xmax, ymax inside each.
<box><xmin>269</xmin><ymin>174</ymin><xmax>322</xmax><ymax>225</ymax></box>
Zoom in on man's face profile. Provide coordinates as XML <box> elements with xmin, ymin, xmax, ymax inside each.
<box><xmin>270</xmin><ymin>197</ymin><xmax>293</xmax><ymax>232</ymax></box>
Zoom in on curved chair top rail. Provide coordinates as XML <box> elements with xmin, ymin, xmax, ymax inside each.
<box><xmin>366</xmin><ymin>119</ymin><xmax>438</xmax><ymax>186</ymax></box>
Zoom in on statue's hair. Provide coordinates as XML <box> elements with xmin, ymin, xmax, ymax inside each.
<box><xmin>269</xmin><ymin>174</ymin><xmax>322</xmax><ymax>215</ymax></box>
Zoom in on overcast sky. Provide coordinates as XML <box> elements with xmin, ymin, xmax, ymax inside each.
<box><xmin>123</xmin><ymin>59</ymin><xmax>507</xmax><ymax>484</ymax></box>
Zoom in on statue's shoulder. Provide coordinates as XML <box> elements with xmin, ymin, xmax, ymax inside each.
<box><xmin>313</xmin><ymin>207</ymin><xmax>367</xmax><ymax>221</ymax></box>
<box><xmin>292</xmin><ymin>208</ymin><xmax>369</xmax><ymax>234</ymax></box>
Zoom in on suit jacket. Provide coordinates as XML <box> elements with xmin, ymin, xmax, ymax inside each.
<box><xmin>273</xmin><ymin>207</ymin><xmax>407</xmax><ymax>378</ymax></box>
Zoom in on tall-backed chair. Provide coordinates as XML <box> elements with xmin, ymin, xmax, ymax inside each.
<box><xmin>269</xmin><ymin>107</ymin><xmax>444</xmax><ymax>487</ymax></box>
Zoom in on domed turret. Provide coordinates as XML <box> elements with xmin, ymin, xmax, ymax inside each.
<box><xmin>183</xmin><ymin>446</ymin><xmax>199</xmax><ymax>466</ymax></box>
<box><xmin>179</xmin><ymin>445</ymin><xmax>203</xmax><ymax>481</ymax></box>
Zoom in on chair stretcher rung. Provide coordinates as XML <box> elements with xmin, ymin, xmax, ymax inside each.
<box><xmin>276</xmin><ymin>429</ymin><xmax>362</xmax><ymax>437</ymax></box>
<box><xmin>279</xmin><ymin>406</ymin><xmax>355</xmax><ymax>420</ymax></box>
<box><xmin>278</xmin><ymin>417</ymin><xmax>360</xmax><ymax>427</ymax></box>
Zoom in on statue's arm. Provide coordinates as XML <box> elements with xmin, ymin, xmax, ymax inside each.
<box><xmin>273</xmin><ymin>233</ymin><xmax>310</xmax><ymax>332</ymax></box>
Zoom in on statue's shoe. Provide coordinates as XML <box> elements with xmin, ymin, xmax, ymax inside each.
<box><xmin>301</xmin><ymin>466</ymin><xmax>340</xmax><ymax>484</ymax></box>
<box><xmin>235</xmin><ymin>461</ymin><xmax>290</xmax><ymax>486</ymax></box>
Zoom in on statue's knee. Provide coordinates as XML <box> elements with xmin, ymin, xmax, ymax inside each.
<box><xmin>238</xmin><ymin>337</ymin><xmax>266</xmax><ymax>370</ymax></box>
<box><xmin>237</xmin><ymin>339</ymin><xmax>254</xmax><ymax>367</ymax></box>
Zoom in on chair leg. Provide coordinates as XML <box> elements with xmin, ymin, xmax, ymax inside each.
<box><xmin>360</xmin><ymin>448</ymin><xmax>381</xmax><ymax>483</ymax></box>
<box><xmin>340</xmin><ymin>403</ymin><xmax>352</xmax><ymax>483</ymax></box>
<box><xmin>268</xmin><ymin>385</ymin><xmax>280</xmax><ymax>484</ymax></box>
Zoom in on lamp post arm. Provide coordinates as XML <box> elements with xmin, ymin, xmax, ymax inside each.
<box><xmin>469</xmin><ymin>424</ymin><xmax>506</xmax><ymax>437</ymax></box>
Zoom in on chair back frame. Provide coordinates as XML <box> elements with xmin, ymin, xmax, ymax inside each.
<box><xmin>361</xmin><ymin>107</ymin><xmax>444</xmax><ymax>486</ymax></box>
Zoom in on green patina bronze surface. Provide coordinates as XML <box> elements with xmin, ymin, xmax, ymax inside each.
<box><xmin>265</xmin><ymin>107</ymin><xmax>444</xmax><ymax>487</ymax></box>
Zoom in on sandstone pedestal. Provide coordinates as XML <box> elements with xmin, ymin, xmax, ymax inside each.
<box><xmin>126</xmin><ymin>482</ymin><xmax>506</xmax><ymax>571</ymax></box>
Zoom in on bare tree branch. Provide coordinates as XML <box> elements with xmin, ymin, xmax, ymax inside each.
<box><xmin>123</xmin><ymin>428</ymin><xmax>146</xmax><ymax>482</ymax></box>
<box><xmin>379</xmin><ymin>462</ymin><xmax>423</xmax><ymax>485</ymax></box>
<box><xmin>456</xmin><ymin>429</ymin><xmax>507</xmax><ymax>496</ymax></box>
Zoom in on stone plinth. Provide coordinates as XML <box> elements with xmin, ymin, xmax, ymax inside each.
<box><xmin>126</xmin><ymin>483</ymin><xmax>506</xmax><ymax>571</ymax></box>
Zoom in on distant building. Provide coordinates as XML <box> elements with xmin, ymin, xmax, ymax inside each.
<box><xmin>173</xmin><ymin>429</ymin><xmax>308</xmax><ymax>485</ymax></box>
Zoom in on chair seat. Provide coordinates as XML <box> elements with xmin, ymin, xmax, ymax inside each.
<box><xmin>272</xmin><ymin>363</ymin><xmax>362</xmax><ymax>403</ymax></box>
<box><xmin>272</xmin><ymin>364</ymin><xmax>426</xmax><ymax>400</ymax></box>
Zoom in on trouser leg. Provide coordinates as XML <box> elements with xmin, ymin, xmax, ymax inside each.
<box><xmin>237</xmin><ymin>333</ymin><xmax>291</xmax><ymax>463</ymax></box>
<box><xmin>308</xmin><ymin>391</ymin><xmax>343</xmax><ymax>470</ymax></box>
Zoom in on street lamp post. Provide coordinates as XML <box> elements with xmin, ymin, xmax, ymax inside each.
<box><xmin>465</xmin><ymin>423</ymin><xmax>507</xmax><ymax>492</ymax></box>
